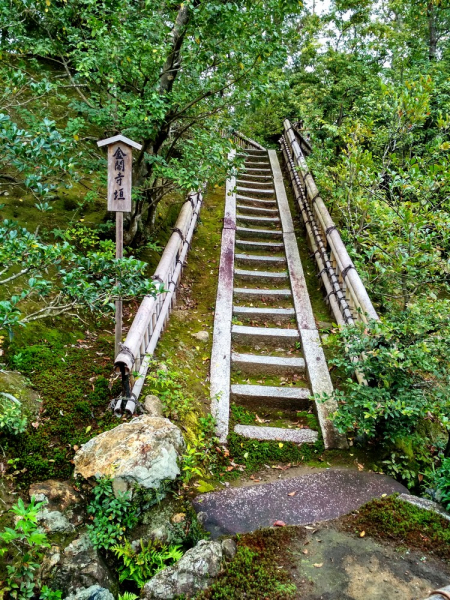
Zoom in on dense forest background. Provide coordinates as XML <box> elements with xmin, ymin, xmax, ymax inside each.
<box><xmin>1</xmin><ymin>0</ymin><xmax>450</xmax><ymax>507</ymax></box>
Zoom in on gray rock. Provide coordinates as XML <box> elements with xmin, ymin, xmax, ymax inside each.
<box><xmin>398</xmin><ymin>493</ymin><xmax>450</xmax><ymax>521</ymax></box>
<box><xmin>0</xmin><ymin>370</ymin><xmax>41</xmax><ymax>417</ymax></box>
<box><xmin>221</xmin><ymin>538</ymin><xmax>237</xmax><ymax>560</ymax></box>
<box><xmin>37</xmin><ymin>507</ymin><xmax>75</xmax><ymax>534</ymax></box>
<box><xmin>49</xmin><ymin>533</ymin><xmax>116</xmax><ymax>596</ymax></box>
<box><xmin>111</xmin><ymin>477</ymin><xmax>129</xmax><ymax>499</ymax></box>
<box><xmin>30</xmin><ymin>480</ymin><xmax>84</xmax><ymax>529</ymax></box>
<box><xmin>73</xmin><ymin>415</ymin><xmax>185</xmax><ymax>490</ymax></box>
<box><xmin>64</xmin><ymin>586</ymin><xmax>114</xmax><ymax>600</ymax></box>
<box><xmin>191</xmin><ymin>331</ymin><xmax>209</xmax><ymax>342</ymax></box>
<box><xmin>144</xmin><ymin>395</ymin><xmax>163</xmax><ymax>418</ymax></box>
<box><xmin>142</xmin><ymin>540</ymin><xmax>222</xmax><ymax>599</ymax></box>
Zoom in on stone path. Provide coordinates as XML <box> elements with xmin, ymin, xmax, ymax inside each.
<box><xmin>193</xmin><ymin>469</ymin><xmax>408</xmax><ymax>538</ymax></box>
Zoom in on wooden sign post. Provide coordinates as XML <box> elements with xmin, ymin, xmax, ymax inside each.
<box><xmin>97</xmin><ymin>134</ymin><xmax>143</xmax><ymax>358</ymax></box>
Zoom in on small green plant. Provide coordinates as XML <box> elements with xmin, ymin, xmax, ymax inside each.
<box><xmin>436</xmin><ymin>457</ymin><xmax>450</xmax><ymax>511</ymax></box>
<box><xmin>0</xmin><ymin>497</ymin><xmax>50</xmax><ymax>600</ymax></box>
<box><xmin>118</xmin><ymin>593</ymin><xmax>138</xmax><ymax>600</ymax></box>
<box><xmin>39</xmin><ymin>586</ymin><xmax>62</xmax><ymax>600</ymax></box>
<box><xmin>0</xmin><ymin>394</ymin><xmax>27</xmax><ymax>435</ymax></box>
<box><xmin>86</xmin><ymin>478</ymin><xmax>139</xmax><ymax>549</ymax></box>
<box><xmin>145</xmin><ymin>361</ymin><xmax>194</xmax><ymax>420</ymax></box>
<box><xmin>112</xmin><ymin>538</ymin><xmax>183</xmax><ymax>588</ymax></box>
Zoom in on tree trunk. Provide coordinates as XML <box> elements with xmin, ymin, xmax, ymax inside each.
<box><xmin>428</xmin><ymin>1</ymin><xmax>437</xmax><ymax>61</ymax></box>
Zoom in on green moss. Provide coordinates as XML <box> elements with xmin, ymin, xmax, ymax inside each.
<box><xmin>341</xmin><ymin>495</ymin><xmax>450</xmax><ymax>560</ymax></box>
<box><xmin>3</xmin><ymin>324</ymin><xmax>119</xmax><ymax>486</ymax></box>
<box><xmin>227</xmin><ymin>431</ymin><xmax>324</xmax><ymax>473</ymax></box>
<box><xmin>195</xmin><ymin>527</ymin><xmax>300</xmax><ymax>599</ymax></box>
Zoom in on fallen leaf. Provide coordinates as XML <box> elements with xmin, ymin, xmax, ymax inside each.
<box><xmin>381</xmin><ymin>493</ymin><xmax>387</xmax><ymax>498</ymax></box>
<box><xmin>313</xmin><ymin>563</ymin><xmax>323</xmax><ymax>568</ymax></box>
<box><xmin>278</xmin><ymin>443</ymin><xmax>284</xmax><ymax>448</ymax></box>
<box><xmin>273</xmin><ymin>520</ymin><xmax>286</xmax><ymax>527</ymax></box>
<box><xmin>288</xmin><ymin>491</ymin><xmax>297</xmax><ymax>497</ymax></box>
<box><xmin>85</xmin><ymin>425</ymin><xmax>92</xmax><ymax>433</ymax></box>
<box><xmin>73</xmin><ymin>445</ymin><xmax>79</xmax><ymax>451</ymax></box>
<box><xmin>302</xmin><ymin>549</ymin><xmax>308</xmax><ymax>555</ymax></box>
<box><xmin>360</xmin><ymin>531</ymin><xmax>366</xmax><ymax>538</ymax></box>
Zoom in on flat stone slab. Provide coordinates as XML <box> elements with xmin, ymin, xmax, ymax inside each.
<box><xmin>193</xmin><ymin>470</ymin><xmax>409</xmax><ymax>539</ymax></box>
<box><xmin>235</xmin><ymin>239</ymin><xmax>284</xmax><ymax>250</ymax></box>
<box><xmin>231</xmin><ymin>324</ymin><xmax>299</xmax><ymax>345</ymax></box>
<box><xmin>232</xmin><ymin>352</ymin><xmax>305</xmax><ymax>375</ymax></box>
<box><xmin>234</xmin><ymin>424</ymin><xmax>318</xmax><ymax>444</ymax></box>
<box><xmin>233</xmin><ymin>287</ymin><xmax>292</xmax><ymax>298</ymax></box>
<box><xmin>398</xmin><ymin>493</ymin><xmax>450</xmax><ymax>521</ymax></box>
<box><xmin>235</xmin><ymin>253</ymin><xmax>286</xmax><ymax>264</ymax></box>
<box><xmin>234</xmin><ymin>268</ymin><xmax>288</xmax><ymax>280</ymax></box>
<box><xmin>236</xmin><ymin>226</ymin><xmax>282</xmax><ymax>238</ymax></box>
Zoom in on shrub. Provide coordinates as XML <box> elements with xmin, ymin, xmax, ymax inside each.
<box><xmin>0</xmin><ymin>497</ymin><xmax>50</xmax><ymax>600</ymax></box>
<box><xmin>86</xmin><ymin>478</ymin><xmax>139</xmax><ymax>550</ymax></box>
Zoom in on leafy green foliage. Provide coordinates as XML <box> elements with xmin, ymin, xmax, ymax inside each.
<box><xmin>112</xmin><ymin>538</ymin><xmax>183</xmax><ymax>588</ymax></box>
<box><xmin>0</xmin><ymin>219</ymin><xmax>158</xmax><ymax>334</ymax></box>
<box><xmin>0</xmin><ymin>394</ymin><xmax>27</xmax><ymax>435</ymax></box>
<box><xmin>0</xmin><ymin>497</ymin><xmax>50</xmax><ymax>600</ymax></box>
<box><xmin>436</xmin><ymin>458</ymin><xmax>450</xmax><ymax>512</ymax></box>
<box><xmin>319</xmin><ymin>304</ymin><xmax>450</xmax><ymax>485</ymax></box>
<box><xmin>87</xmin><ymin>478</ymin><xmax>139</xmax><ymax>550</ymax></box>
<box><xmin>39</xmin><ymin>587</ymin><xmax>62</xmax><ymax>600</ymax></box>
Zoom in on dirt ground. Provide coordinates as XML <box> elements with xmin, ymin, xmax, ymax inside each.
<box><xmin>291</xmin><ymin>523</ymin><xmax>449</xmax><ymax>600</ymax></box>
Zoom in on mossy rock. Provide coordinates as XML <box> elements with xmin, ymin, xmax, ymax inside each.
<box><xmin>0</xmin><ymin>370</ymin><xmax>41</xmax><ymax>417</ymax></box>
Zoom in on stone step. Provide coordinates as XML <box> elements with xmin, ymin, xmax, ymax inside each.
<box><xmin>235</xmin><ymin>253</ymin><xmax>286</xmax><ymax>265</ymax></box>
<box><xmin>192</xmin><ymin>470</ymin><xmax>409</xmax><ymax>538</ymax></box>
<box><xmin>236</xmin><ymin>195</ymin><xmax>277</xmax><ymax>207</ymax></box>
<box><xmin>234</xmin><ymin>424</ymin><xmax>318</xmax><ymax>443</ymax></box>
<box><xmin>236</xmin><ymin>205</ymin><xmax>279</xmax><ymax>216</ymax></box>
<box><xmin>236</xmin><ymin>226</ymin><xmax>282</xmax><ymax>239</ymax></box>
<box><xmin>233</xmin><ymin>305</ymin><xmax>295</xmax><ymax>322</ymax></box>
<box><xmin>234</xmin><ymin>268</ymin><xmax>288</xmax><ymax>282</ymax></box>
<box><xmin>235</xmin><ymin>239</ymin><xmax>284</xmax><ymax>251</ymax></box>
<box><xmin>237</xmin><ymin>173</ymin><xmax>273</xmax><ymax>179</ymax></box>
<box><xmin>237</xmin><ymin>179</ymin><xmax>273</xmax><ymax>187</ymax></box>
<box><xmin>244</xmin><ymin>160</ymin><xmax>270</xmax><ymax>165</ymax></box>
<box><xmin>237</xmin><ymin>151</ymin><xmax>268</xmax><ymax>156</ymax></box>
<box><xmin>236</xmin><ymin>186</ymin><xmax>275</xmax><ymax>195</ymax></box>
<box><xmin>231</xmin><ymin>384</ymin><xmax>311</xmax><ymax>409</ymax></box>
<box><xmin>232</xmin><ymin>352</ymin><xmax>305</xmax><ymax>375</ymax></box>
<box><xmin>237</xmin><ymin>214</ymin><xmax>280</xmax><ymax>225</ymax></box>
<box><xmin>231</xmin><ymin>324</ymin><xmax>299</xmax><ymax>346</ymax></box>
<box><xmin>241</xmin><ymin>168</ymin><xmax>272</xmax><ymax>173</ymax></box>
<box><xmin>233</xmin><ymin>287</ymin><xmax>292</xmax><ymax>299</ymax></box>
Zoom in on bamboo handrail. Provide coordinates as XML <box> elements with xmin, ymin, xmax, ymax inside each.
<box><xmin>283</xmin><ymin>119</ymin><xmax>378</xmax><ymax>325</ymax></box>
<box><xmin>113</xmin><ymin>192</ymin><xmax>203</xmax><ymax>412</ymax></box>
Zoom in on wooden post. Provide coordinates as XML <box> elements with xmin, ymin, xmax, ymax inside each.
<box><xmin>97</xmin><ymin>134</ymin><xmax>143</xmax><ymax>360</ymax></box>
<box><xmin>115</xmin><ymin>211</ymin><xmax>123</xmax><ymax>358</ymax></box>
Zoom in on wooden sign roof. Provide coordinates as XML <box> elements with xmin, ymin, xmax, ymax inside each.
<box><xmin>97</xmin><ymin>134</ymin><xmax>142</xmax><ymax>151</ymax></box>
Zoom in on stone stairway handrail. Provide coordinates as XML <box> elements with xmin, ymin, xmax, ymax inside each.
<box><xmin>114</xmin><ymin>192</ymin><xmax>203</xmax><ymax>391</ymax></box>
<box><xmin>283</xmin><ymin>119</ymin><xmax>378</xmax><ymax>324</ymax></box>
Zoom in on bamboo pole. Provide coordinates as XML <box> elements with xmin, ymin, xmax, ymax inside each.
<box><xmin>114</xmin><ymin>193</ymin><xmax>200</xmax><ymax>374</ymax></box>
<box><xmin>284</xmin><ymin>120</ymin><xmax>378</xmax><ymax>322</ymax></box>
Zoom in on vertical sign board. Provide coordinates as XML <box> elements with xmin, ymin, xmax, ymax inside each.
<box><xmin>97</xmin><ymin>134</ymin><xmax>143</xmax><ymax>359</ymax></box>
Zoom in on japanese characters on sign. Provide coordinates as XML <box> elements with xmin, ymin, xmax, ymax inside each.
<box><xmin>107</xmin><ymin>143</ymin><xmax>132</xmax><ymax>212</ymax></box>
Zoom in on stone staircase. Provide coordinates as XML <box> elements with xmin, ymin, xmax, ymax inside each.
<box><xmin>210</xmin><ymin>146</ymin><xmax>346</xmax><ymax>449</ymax></box>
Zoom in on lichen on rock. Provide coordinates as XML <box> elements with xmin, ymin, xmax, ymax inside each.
<box><xmin>73</xmin><ymin>415</ymin><xmax>185</xmax><ymax>491</ymax></box>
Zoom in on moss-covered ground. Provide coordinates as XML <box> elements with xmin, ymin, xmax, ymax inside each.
<box><xmin>340</xmin><ymin>495</ymin><xmax>450</xmax><ymax>561</ymax></box>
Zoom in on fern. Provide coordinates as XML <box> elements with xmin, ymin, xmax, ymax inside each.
<box><xmin>112</xmin><ymin>539</ymin><xmax>183</xmax><ymax>588</ymax></box>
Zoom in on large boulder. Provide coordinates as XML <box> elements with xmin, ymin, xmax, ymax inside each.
<box><xmin>48</xmin><ymin>533</ymin><xmax>116</xmax><ymax>596</ymax></box>
<box><xmin>73</xmin><ymin>416</ymin><xmax>185</xmax><ymax>490</ymax></box>
<box><xmin>142</xmin><ymin>540</ymin><xmax>222</xmax><ymax>599</ymax></box>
